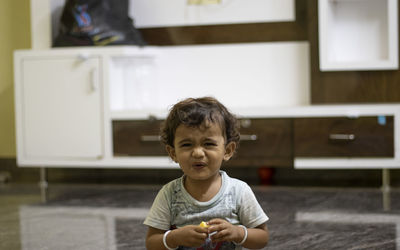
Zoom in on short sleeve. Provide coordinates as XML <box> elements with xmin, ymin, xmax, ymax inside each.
<box><xmin>238</xmin><ymin>184</ymin><xmax>269</xmax><ymax>228</ymax></box>
<box><xmin>143</xmin><ymin>185</ymin><xmax>172</xmax><ymax>230</ymax></box>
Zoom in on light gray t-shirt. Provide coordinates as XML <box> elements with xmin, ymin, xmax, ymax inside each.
<box><xmin>144</xmin><ymin>171</ymin><xmax>269</xmax><ymax>249</ymax></box>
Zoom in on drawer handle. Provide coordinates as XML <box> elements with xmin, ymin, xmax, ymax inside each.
<box><xmin>240</xmin><ymin>134</ymin><xmax>258</xmax><ymax>141</ymax></box>
<box><xmin>141</xmin><ymin>135</ymin><xmax>258</xmax><ymax>142</ymax></box>
<box><xmin>140</xmin><ymin>135</ymin><xmax>161</xmax><ymax>142</ymax></box>
<box><xmin>329</xmin><ymin>134</ymin><xmax>355</xmax><ymax>141</ymax></box>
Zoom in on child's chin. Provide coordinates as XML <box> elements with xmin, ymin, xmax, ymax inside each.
<box><xmin>187</xmin><ymin>172</ymin><xmax>210</xmax><ymax>180</ymax></box>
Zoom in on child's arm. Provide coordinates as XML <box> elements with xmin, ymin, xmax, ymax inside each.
<box><xmin>146</xmin><ymin>225</ymin><xmax>209</xmax><ymax>249</ymax></box>
<box><xmin>208</xmin><ymin>219</ymin><xmax>269</xmax><ymax>249</ymax></box>
<box><xmin>243</xmin><ymin>223</ymin><xmax>269</xmax><ymax>249</ymax></box>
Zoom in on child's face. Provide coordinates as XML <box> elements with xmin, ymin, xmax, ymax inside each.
<box><xmin>166</xmin><ymin>121</ymin><xmax>236</xmax><ymax>183</ymax></box>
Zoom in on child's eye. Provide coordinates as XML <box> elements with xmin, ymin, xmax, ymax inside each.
<box><xmin>180</xmin><ymin>143</ymin><xmax>192</xmax><ymax>147</ymax></box>
<box><xmin>204</xmin><ymin>142</ymin><xmax>217</xmax><ymax>147</ymax></box>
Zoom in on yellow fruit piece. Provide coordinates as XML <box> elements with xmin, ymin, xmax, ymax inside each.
<box><xmin>199</xmin><ymin>221</ymin><xmax>209</xmax><ymax>228</ymax></box>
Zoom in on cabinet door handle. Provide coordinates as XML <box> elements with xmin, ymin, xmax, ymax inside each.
<box><xmin>240</xmin><ymin>134</ymin><xmax>258</xmax><ymax>141</ymax></box>
<box><xmin>78</xmin><ymin>53</ymin><xmax>89</xmax><ymax>61</ymax></box>
<box><xmin>142</xmin><ymin>134</ymin><xmax>259</xmax><ymax>142</ymax></box>
<box><xmin>90</xmin><ymin>68</ymin><xmax>99</xmax><ymax>92</ymax></box>
<box><xmin>140</xmin><ymin>135</ymin><xmax>161</xmax><ymax>142</ymax></box>
<box><xmin>329</xmin><ymin>134</ymin><xmax>355</xmax><ymax>141</ymax></box>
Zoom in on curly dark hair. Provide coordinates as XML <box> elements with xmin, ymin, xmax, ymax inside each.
<box><xmin>161</xmin><ymin>97</ymin><xmax>240</xmax><ymax>150</ymax></box>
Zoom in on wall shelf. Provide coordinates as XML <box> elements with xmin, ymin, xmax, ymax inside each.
<box><xmin>318</xmin><ymin>0</ymin><xmax>398</xmax><ymax>71</ymax></box>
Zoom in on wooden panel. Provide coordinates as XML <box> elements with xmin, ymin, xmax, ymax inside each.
<box><xmin>113</xmin><ymin>118</ymin><xmax>293</xmax><ymax>167</ymax></box>
<box><xmin>226</xmin><ymin>118</ymin><xmax>293</xmax><ymax>167</ymax></box>
<box><xmin>112</xmin><ymin>120</ymin><xmax>167</xmax><ymax>156</ymax></box>
<box><xmin>294</xmin><ymin>116</ymin><xmax>394</xmax><ymax>157</ymax></box>
<box><xmin>138</xmin><ymin>0</ymin><xmax>307</xmax><ymax>45</ymax></box>
<box><xmin>308</xmin><ymin>0</ymin><xmax>400</xmax><ymax>104</ymax></box>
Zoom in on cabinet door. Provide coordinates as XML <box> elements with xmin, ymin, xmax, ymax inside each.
<box><xmin>226</xmin><ymin>118</ymin><xmax>293</xmax><ymax>167</ymax></box>
<box><xmin>294</xmin><ymin>116</ymin><xmax>394</xmax><ymax>157</ymax></box>
<box><xmin>18</xmin><ymin>56</ymin><xmax>103</xmax><ymax>160</ymax></box>
<box><xmin>112</xmin><ymin>120</ymin><xmax>167</xmax><ymax>156</ymax></box>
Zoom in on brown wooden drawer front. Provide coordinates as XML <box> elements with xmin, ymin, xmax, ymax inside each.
<box><xmin>227</xmin><ymin>119</ymin><xmax>293</xmax><ymax>167</ymax></box>
<box><xmin>113</xmin><ymin>120</ymin><xmax>167</xmax><ymax>156</ymax></box>
<box><xmin>294</xmin><ymin>116</ymin><xmax>394</xmax><ymax>157</ymax></box>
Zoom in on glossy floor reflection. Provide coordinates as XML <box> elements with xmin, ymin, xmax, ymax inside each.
<box><xmin>1</xmin><ymin>184</ymin><xmax>399</xmax><ymax>250</ymax></box>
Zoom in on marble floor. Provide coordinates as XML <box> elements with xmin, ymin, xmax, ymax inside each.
<box><xmin>1</xmin><ymin>183</ymin><xmax>400</xmax><ymax>250</ymax></box>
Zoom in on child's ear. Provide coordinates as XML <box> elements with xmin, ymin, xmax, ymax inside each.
<box><xmin>166</xmin><ymin>145</ymin><xmax>178</xmax><ymax>163</ymax></box>
<box><xmin>223</xmin><ymin>142</ymin><xmax>236</xmax><ymax>161</ymax></box>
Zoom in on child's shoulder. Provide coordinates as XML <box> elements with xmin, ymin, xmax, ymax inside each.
<box><xmin>222</xmin><ymin>171</ymin><xmax>251</xmax><ymax>190</ymax></box>
<box><xmin>159</xmin><ymin>175</ymin><xmax>184</xmax><ymax>193</ymax></box>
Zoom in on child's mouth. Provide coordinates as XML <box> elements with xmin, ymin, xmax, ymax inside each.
<box><xmin>193</xmin><ymin>162</ymin><xmax>207</xmax><ymax>168</ymax></box>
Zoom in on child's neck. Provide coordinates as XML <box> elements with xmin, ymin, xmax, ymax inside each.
<box><xmin>184</xmin><ymin>173</ymin><xmax>222</xmax><ymax>202</ymax></box>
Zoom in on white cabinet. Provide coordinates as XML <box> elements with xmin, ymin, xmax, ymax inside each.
<box><xmin>318</xmin><ymin>0</ymin><xmax>398</xmax><ymax>71</ymax></box>
<box><xmin>13</xmin><ymin>47</ymin><xmax>177</xmax><ymax>168</ymax></box>
<box><xmin>13</xmin><ymin>46</ymin><xmax>400</xmax><ymax>169</ymax></box>
<box><xmin>14</xmin><ymin>52</ymin><xmax>104</xmax><ymax>165</ymax></box>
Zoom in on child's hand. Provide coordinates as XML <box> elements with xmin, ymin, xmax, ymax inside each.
<box><xmin>169</xmin><ymin>225</ymin><xmax>209</xmax><ymax>248</ymax></box>
<box><xmin>207</xmin><ymin>218</ymin><xmax>245</xmax><ymax>244</ymax></box>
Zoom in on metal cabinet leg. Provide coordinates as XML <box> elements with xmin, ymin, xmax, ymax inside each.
<box><xmin>0</xmin><ymin>171</ymin><xmax>11</xmax><ymax>183</ymax></box>
<box><xmin>382</xmin><ymin>168</ymin><xmax>391</xmax><ymax>211</ymax></box>
<box><xmin>39</xmin><ymin>167</ymin><xmax>48</xmax><ymax>203</ymax></box>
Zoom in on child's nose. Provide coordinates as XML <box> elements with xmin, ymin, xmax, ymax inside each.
<box><xmin>192</xmin><ymin>146</ymin><xmax>205</xmax><ymax>158</ymax></box>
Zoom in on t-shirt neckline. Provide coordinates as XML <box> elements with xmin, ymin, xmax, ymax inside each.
<box><xmin>180</xmin><ymin>170</ymin><xmax>228</xmax><ymax>207</ymax></box>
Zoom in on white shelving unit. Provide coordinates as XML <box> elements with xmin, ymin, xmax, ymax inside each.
<box><xmin>15</xmin><ymin>1</ymin><xmax>400</xmax><ymax>171</ymax></box>
<box><xmin>318</xmin><ymin>0</ymin><xmax>398</xmax><ymax>71</ymax></box>
<box><xmin>13</xmin><ymin>43</ymin><xmax>310</xmax><ymax>168</ymax></box>
<box><xmin>14</xmin><ymin>45</ymin><xmax>400</xmax><ymax>170</ymax></box>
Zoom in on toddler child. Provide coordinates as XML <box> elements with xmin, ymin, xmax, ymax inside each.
<box><xmin>144</xmin><ymin>97</ymin><xmax>269</xmax><ymax>249</ymax></box>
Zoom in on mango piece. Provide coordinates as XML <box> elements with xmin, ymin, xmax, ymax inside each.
<box><xmin>199</xmin><ymin>221</ymin><xmax>209</xmax><ymax>228</ymax></box>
